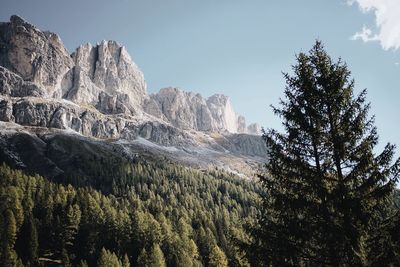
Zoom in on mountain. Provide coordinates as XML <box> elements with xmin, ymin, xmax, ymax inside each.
<box><xmin>0</xmin><ymin>15</ymin><xmax>267</xmax><ymax>177</ymax></box>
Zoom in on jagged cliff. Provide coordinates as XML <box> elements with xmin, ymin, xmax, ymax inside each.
<box><xmin>0</xmin><ymin>15</ymin><xmax>266</xmax><ymax>176</ymax></box>
<box><xmin>146</xmin><ymin>87</ymin><xmax>257</xmax><ymax>134</ymax></box>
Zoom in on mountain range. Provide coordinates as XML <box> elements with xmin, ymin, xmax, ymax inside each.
<box><xmin>0</xmin><ymin>15</ymin><xmax>267</xmax><ymax>177</ymax></box>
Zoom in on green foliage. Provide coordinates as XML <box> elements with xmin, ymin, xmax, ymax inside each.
<box><xmin>78</xmin><ymin>259</ymin><xmax>89</xmax><ymax>267</ymax></box>
<box><xmin>0</xmin><ymin>158</ymin><xmax>260</xmax><ymax>266</ymax></box>
<box><xmin>137</xmin><ymin>244</ymin><xmax>167</xmax><ymax>267</ymax></box>
<box><xmin>1</xmin><ymin>209</ymin><xmax>19</xmax><ymax>266</ymax></box>
<box><xmin>122</xmin><ymin>253</ymin><xmax>130</xmax><ymax>267</ymax></box>
<box><xmin>209</xmin><ymin>245</ymin><xmax>229</xmax><ymax>267</ymax></box>
<box><xmin>98</xmin><ymin>247</ymin><xmax>122</xmax><ymax>267</ymax></box>
<box><xmin>15</xmin><ymin>213</ymin><xmax>39</xmax><ymax>265</ymax></box>
<box><xmin>251</xmin><ymin>41</ymin><xmax>400</xmax><ymax>266</ymax></box>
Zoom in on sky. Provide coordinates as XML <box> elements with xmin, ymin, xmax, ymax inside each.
<box><xmin>1</xmin><ymin>0</ymin><xmax>400</xmax><ymax>152</ymax></box>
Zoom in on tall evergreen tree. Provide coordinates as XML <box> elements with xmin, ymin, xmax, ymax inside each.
<box><xmin>208</xmin><ymin>245</ymin><xmax>228</xmax><ymax>267</ymax></box>
<box><xmin>1</xmin><ymin>209</ymin><xmax>18</xmax><ymax>267</ymax></box>
<box><xmin>251</xmin><ymin>41</ymin><xmax>400</xmax><ymax>266</ymax></box>
<box><xmin>122</xmin><ymin>253</ymin><xmax>130</xmax><ymax>267</ymax></box>
<box><xmin>78</xmin><ymin>259</ymin><xmax>89</xmax><ymax>267</ymax></box>
<box><xmin>97</xmin><ymin>247</ymin><xmax>122</xmax><ymax>267</ymax></box>
<box><xmin>16</xmin><ymin>213</ymin><xmax>38</xmax><ymax>264</ymax></box>
<box><xmin>137</xmin><ymin>244</ymin><xmax>167</xmax><ymax>267</ymax></box>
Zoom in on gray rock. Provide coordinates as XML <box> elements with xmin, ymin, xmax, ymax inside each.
<box><xmin>0</xmin><ymin>98</ymin><xmax>13</xmax><ymax>121</ymax></box>
<box><xmin>237</xmin><ymin>115</ymin><xmax>246</xmax><ymax>133</ymax></box>
<box><xmin>6</xmin><ymin>97</ymin><xmax>121</xmax><ymax>138</ymax></box>
<box><xmin>121</xmin><ymin>120</ymin><xmax>194</xmax><ymax>147</ymax></box>
<box><xmin>96</xmin><ymin>91</ymin><xmax>129</xmax><ymax>114</ymax></box>
<box><xmin>143</xmin><ymin>97</ymin><xmax>164</xmax><ymax>119</ymax></box>
<box><xmin>206</xmin><ymin>94</ymin><xmax>239</xmax><ymax>133</ymax></box>
<box><xmin>150</xmin><ymin>87</ymin><xmax>214</xmax><ymax>131</ymax></box>
<box><xmin>247</xmin><ymin>123</ymin><xmax>262</xmax><ymax>135</ymax></box>
<box><xmin>218</xmin><ymin>133</ymin><xmax>267</xmax><ymax>157</ymax></box>
<box><xmin>0</xmin><ymin>66</ymin><xmax>44</xmax><ymax>97</ymax></box>
<box><xmin>0</xmin><ymin>15</ymin><xmax>73</xmax><ymax>97</ymax></box>
<box><xmin>69</xmin><ymin>41</ymin><xmax>147</xmax><ymax>113</ymax></box>
<box><xmin>148</xmin><ymin>87</ymin><xmax>264</xmax><ymax>135</ymax></box>
<box><xmin>63</xmin><ymin>66</ymin><xmax>103</xmax><ymax>105</ymax></box>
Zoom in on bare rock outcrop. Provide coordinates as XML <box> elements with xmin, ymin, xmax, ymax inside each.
<box><xmin>3</xmin><ymin>95</ymin><xmax>122</xmax><ymax>139</ymax></box>
<box><xmin>0</xmin><ymin>15</ymin><xmax>73</xmax><ymax>97</ymax></box>
<box><xmin>149</xmin><ymin>87</ymin><xmax>214</xmax><ymax>131</ymax></box>
<box><xmin>66</xmin><ymin>41</ymin><xmax>147</xmax><ymax>114</ymax></box>
<box><xmin>247</xmin><ymin>123</ymin><xmax>262</xmax><ymax>135</ymax></box>
<box><xmin>148</xmin><ymin>88</ymin><xmax>261</xmax><ymax>135</ymax></box>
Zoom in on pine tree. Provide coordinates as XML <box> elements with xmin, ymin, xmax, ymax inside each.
<box><xmin>137</xmin><ymin>244</ymin><xmax>167</xmax><ymax>267</ymax></box>
<box><xmin>15</xmin><ymin>212</ymin><xmax>39</xmax><ymax>264</ymax></box>
<box><xmin>1</xmin><ymin>209</ymin><xmax>18</xmax><ymax>267</ymax></box>
<box><xmin>208</xmin><ymin>245</ymin><xmax>228</xmax><ymax>267</ymax></box>
<box><xmin>251</xmin><ymin>41</ymin><xmax>400</xmax><ymax>266</ymax></box>
<box><xmin>78</xmin><ymin>259</ymin><xmax>89</xmax><ymax>267</ymax></box>
<box><xmin>26</xmin><ymin>214</ymin><xmax>39</xmax><ymax>264</ymax></box>
<box><xmin>97</xmin><ymin>247</ymin><xmax>122</xmax><ymax>267</ymax></box>
<box><xmin>64</xmin><ymin>204</ymin><xmax>81</xmax><ymax>249</ymax></box>
<box><xmin>61</xmin><ymin>248</ymin><xmax>71</xmax><ymax>267</ymax></box>
<box><xmin>137</xmin><ymin>247</ymin><xmax>148</xmax><ymax>267</ymax></box>
<box><xmin>122</xmin><ymin>253</ymin><xmax>130</xmax><ymax>267</ymax></box>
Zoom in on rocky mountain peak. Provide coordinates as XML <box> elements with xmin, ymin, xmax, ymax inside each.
<box><xmin>0</xmin><ymin>15</ymin><xmax>262</xmax><ymax>137</ymax></box>
<box><xmin>0</xmin><ymin>15</ymin><xmax>73</xmax><ymax>97</ymax></box>
<box><xmin>65</xmin><ymin>40</ymin><xmax>147</xmax><ymax>114</ymax></box>
<box><xmin>145</xmin><ymin>87</ymin><xmax>261</xmax><ymax>134</ymax></box>
<box><xmin>206</xmin><ymin>94</ymin><xmax>238</xmax><ymax>133</ymax></box>
<box><xmin>0</xmin><ymin>15</ymin><xmax>267</xmax><ymax>176</ymax></box>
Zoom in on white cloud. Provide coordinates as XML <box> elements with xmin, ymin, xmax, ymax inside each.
<box><xmin>348</xmin><ymin>0</ymin><xmax>400</xmax><ymax>50</ymax></box>
<box><xmin>350</xmin><ymin>25</ymin><xmax>379</xmax><ymax>42</ymax></box>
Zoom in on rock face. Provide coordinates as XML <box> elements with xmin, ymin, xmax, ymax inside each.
<box><xmin>0</xmin><ymin>15</ymin><xmax>267</xmax><ymax>175</ymax></box>
<box><xmin>219</xmin><ymin>134</ymin><xmax>267</xmax><ymax>157</ymax></box>
<box><xmin>206</xmin><ymin>94</ymin><xmax>238</xmax><ymax>132</ymax></box>
<box><xmin>0</xmin><ymin>15</ymin><xmax>73</xmax><ymax>97</ymax></box>
<box><xmin>148</xmin><ymin>87</ymin><xmax>214</xmax><ymax>131</ymax></box>
<box><xmin>148</xmin><ymin>87</ymin><xmax>261</xmax><ymax>134</ymax></box>
<box><xmin>0</xmin><ymin>15</ymin><xmax>260</xmax><ymax>135</ymax></box>
<box><xmin>247</xmin><ymin>123</ymin><xmax>262</xmax><ymax>135</ymax></box>
<box><xmin>66</xmin><ymin>41</ymin><xmax>147</xmax><ymax>114</ymax></box>
<box><xmin>0</xmin><ymin>15</ymin><xmax>146</xmax><ymax>115</ymax></box>
<box><xmin>6</xmin><ymin>96</ymin><xmax>124</xmax><ymax>138</ymax></box>
<box><xmin>0</xmin><ymin>66</ymin><xmax>44</xmax><ymax>97</ymax></box>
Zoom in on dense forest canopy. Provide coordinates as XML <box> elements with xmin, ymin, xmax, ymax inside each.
<box><xmin>0</xmin><ymin>157</ymin><xmax>262</xmax><ymax>266</ymax></box>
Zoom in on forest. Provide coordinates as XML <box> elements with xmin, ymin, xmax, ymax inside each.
<box><xmin>2</xmin><ymin>42</ymin><xmax>400</xmax><ymax>267</ymax></box>
<box><xmin>0</xmin><ymin>159</ymin><xmax>261</xmax><ymax>267</ymax></box>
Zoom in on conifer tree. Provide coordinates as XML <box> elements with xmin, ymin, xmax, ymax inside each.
<box><xmin>137</xmin><ymin>244</ymin><xmax>167</xmax><ymax>267</ymax></box>
<box><xmin>1</xmin><ymin>209</ymin><xmax>18</xmax><ymax>267</ymax></box>
<box><xmin>24</xmin><ymin>214</ymin><xmax>39</xmax><ymax>264</ymax></box>
<box><xmin>208</xmin><ymin>245</ymin><xmax>228</xmax><ymax>267</ymax></box>
<box><xmin>78</xmin><ymin>259</ymin><xmax>89</xmax><ymax>267</ymax></box>
<box><xmin>97</xmin><ymin>247</ymin><xmax>122</xmax><ymax>267</ymax></box>
<box><xmin>15</xmin><ymin>212</ymin><xmax>38</xmax><ymax>264</ymax></box>
<box><xmin>61</xmin><ymin>248</ymin><xmax>71</xmax><ymax>267</ymax></box>
<box><xmin>122</xmin><ymin>253</ymin><xmax>130</xmax><ymax>267</ymax></box>
<box><xmin>251</xmin><ymin>41</ymin><xmax>400</xmax><ymax>266</ymax></box>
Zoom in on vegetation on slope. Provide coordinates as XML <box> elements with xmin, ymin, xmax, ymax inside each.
<box><xmin>0</xmin><ymin>159</ymin><xmax>261</xmax><ymax>266</ymax></box>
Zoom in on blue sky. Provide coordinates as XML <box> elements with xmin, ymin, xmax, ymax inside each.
<box><xmin>1</xmin><ymin>0</ymin><xmax>400</xmax><ymax>152</ymax></box>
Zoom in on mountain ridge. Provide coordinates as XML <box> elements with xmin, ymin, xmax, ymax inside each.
<box><xmin>0</xmin><ymin>15</ymin><xmax>267</xmax><ymax>176</ymax></box>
